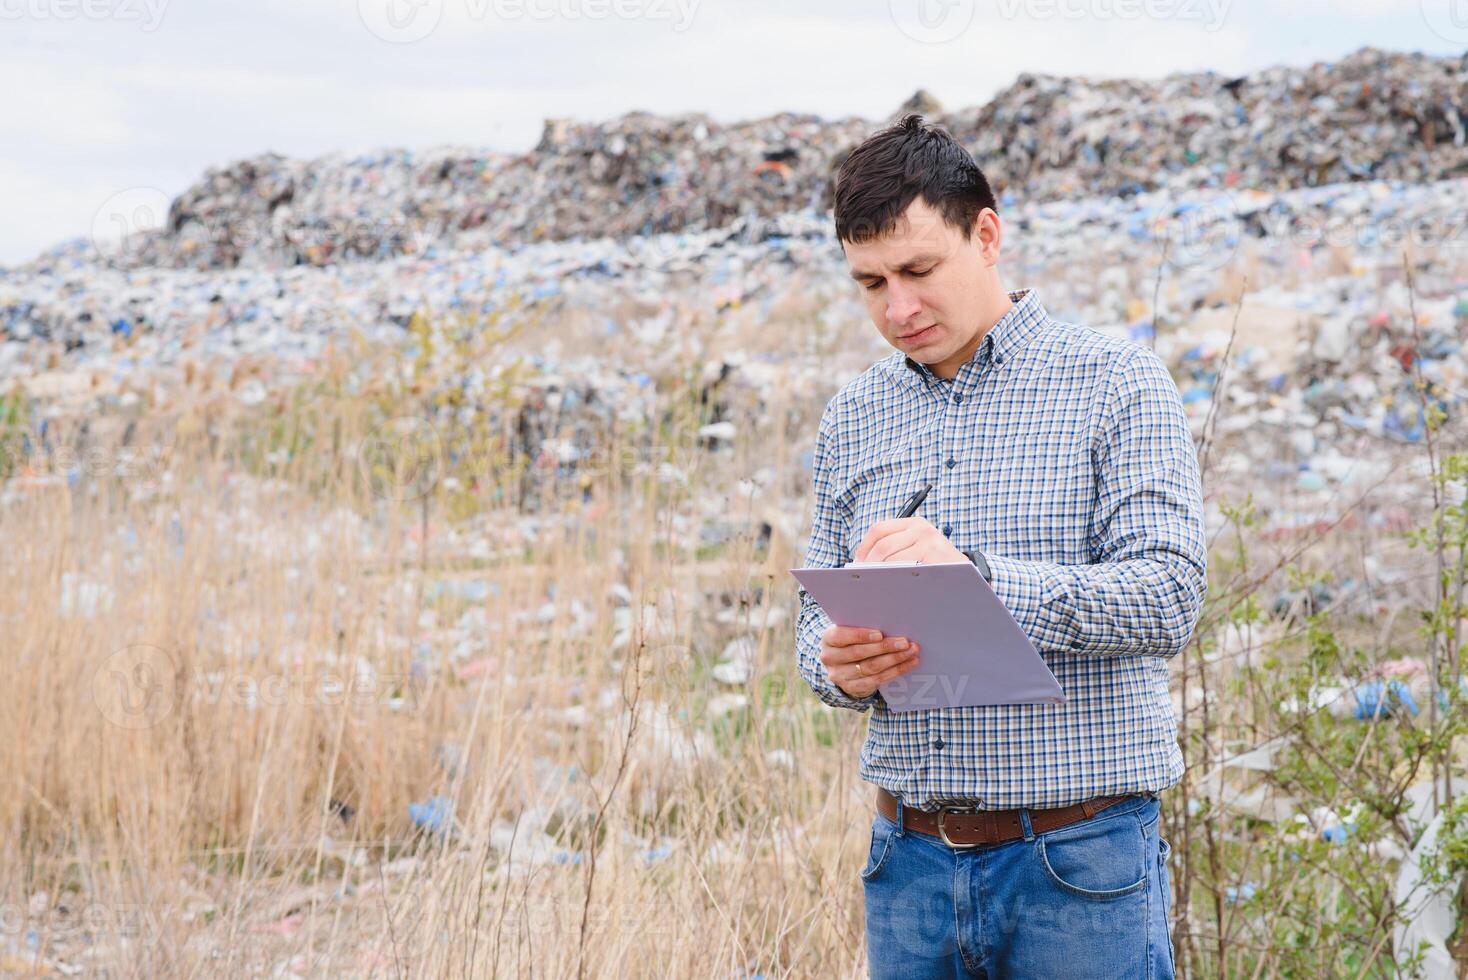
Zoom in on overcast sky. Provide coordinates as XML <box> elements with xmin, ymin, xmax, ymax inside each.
<box><xmin>2</xmin><ymin>0</ymin><xmax>1463</xmax><ymax>265</ymax></box>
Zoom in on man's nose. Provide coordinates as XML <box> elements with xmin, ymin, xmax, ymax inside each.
<box><xmin>885</xmin><ymin>283</ymin><xmax>920</xmax><ymax>327</ymax></box>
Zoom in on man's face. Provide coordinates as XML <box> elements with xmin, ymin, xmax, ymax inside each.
<box><xmin>844</xmin><ymin>197</ymin><xmax>1003</xmax><ymax>379</ymax></box>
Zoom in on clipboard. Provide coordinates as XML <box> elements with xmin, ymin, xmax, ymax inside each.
<box><xmin>791</xmin><ymin>560</ymin><xmax>1064</xmax><ymax>712</ymax></box>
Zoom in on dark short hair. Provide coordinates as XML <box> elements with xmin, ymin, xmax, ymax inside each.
<box><xmin>833</xmin><ymin>114</ymin><xmax>997</xmax><ymax>245</ymax></box>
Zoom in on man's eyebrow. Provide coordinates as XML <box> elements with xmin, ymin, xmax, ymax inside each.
<box><xmin>848</xmin><ymin>254</ymin><xmax>944</xmax><ymax>280</ymax></box>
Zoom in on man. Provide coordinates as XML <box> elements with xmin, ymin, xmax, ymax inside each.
<box><xmin>794</xmin><ymin>114</ymin><xmax>1206</xmax><ymax>978</ymax></box>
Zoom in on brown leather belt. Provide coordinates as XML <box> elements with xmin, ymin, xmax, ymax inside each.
<box><xmin>877</xmin><ymin>787</ymin><xmax>1133</xmax><ymax>848</ymax></box>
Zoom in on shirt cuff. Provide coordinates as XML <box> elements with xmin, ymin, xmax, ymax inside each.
<box><xmin>982</xmin><ymin>552</ymin><xmax>1080</xmax><ymax>652</ymax></box>
<box><xmin>821</xmin><ymin>683</ymin><xmax>883</xmax><ymax>713</ymax></box>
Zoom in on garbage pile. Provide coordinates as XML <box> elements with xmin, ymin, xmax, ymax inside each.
<box><xmin>8</xmin><ymin>169</ymin><xmax>1466</xmax><ymax>451</ymax></box>
<box><xmin>22</xmin><ymin>46</ymin><xmax>1466</xmax><ymax>273</ymax></box>
<box><xmin>953</xmin><ymin>46</ymin><xmax>1468</xmax><ymax>202</ymax></box>
<box><xmin>0</xmin><ymin>207</ymin><xmax>853</xmax><ymax>395</ymax></box>
<box><xmin>104</xmin><ymin>113</ymin><xmax>872</xmax><ymax>271</ymax></box>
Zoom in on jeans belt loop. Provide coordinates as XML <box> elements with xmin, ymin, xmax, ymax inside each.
<box><xmin>895</xmin><ymin>793</ymin><xmax>905</xmax><ymax>837</ymax></box>
<box><xmin>1019</xmin><ymin>807</ymin><xmax>1035</xmax><ymax>842</ymax></box>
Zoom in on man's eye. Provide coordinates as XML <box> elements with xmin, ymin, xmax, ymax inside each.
<box><xmin>910</xmin><ymin>268</ymin><xmax>934</xmax><ymax>278</ymax></box>
<box><xmin>862</xmin><ymin>281</ymin><xmax>882</xmax><ymax>291</ymax></box>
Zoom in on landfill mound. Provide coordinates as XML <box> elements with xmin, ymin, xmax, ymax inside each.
<box><xmin>5</xmin><ymin>173</ymin><xmax>1464</xmax><ymax>466</ymax></box>
<box><xmin>91</xmin><ymin>46</ymin><xmax>1468</xmax><ymax>272</ymax></box>
<box><xmin>950</xmin><ymin>46</ymin><xmax>1468</xmax><ymax>200</ymax></box>
<box><xmin>121</xmin><ymin>113</ymin><xmax>873</xmax><ymax>271</ymax></box>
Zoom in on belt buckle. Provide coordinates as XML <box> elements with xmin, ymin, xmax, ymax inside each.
<box><xmin>936</xmin><ymin>805</ymin><xmax>982</xmax><ymax>849</ymax></box>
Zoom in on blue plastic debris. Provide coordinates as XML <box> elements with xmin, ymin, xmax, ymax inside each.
<box><xmin>408</xmin><ymin>796</ymin><xmax>455</xmax><ymax>834</ymax></box>
<box><xmin>1296</xmin><ymin>472</ymin><xmax>1326</xmax><ymax>491</ymax></box>
<box><xmin>1382</xmin><ymin>407</ymin><xmax>1424</xmax><ymax>443</ymax></box>
<box><xmin>427</xmin><ymin>579</ymin><xmax>492</xmax><ymax>603</ymax></box>
<box><xmin>1352</xmin><ymin>678</ymin><xmax>1419</xmax><ymax>720</ymax></box>
<box><xmin>1224</xmin><ymin>882</ymin><xmax>1259</xmax><ymax>903</ymax></box>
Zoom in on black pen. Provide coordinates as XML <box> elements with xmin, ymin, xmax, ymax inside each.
<box><xmin>897</xmin><ymin>481</ymin><xmax>934</xmax><ymax>519</ymax></box>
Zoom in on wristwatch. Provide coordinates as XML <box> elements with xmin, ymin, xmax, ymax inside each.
<box><xmin>960</xmin><ymin>549</ymin><xmax>993</xmax><ymax>584</ymax></box>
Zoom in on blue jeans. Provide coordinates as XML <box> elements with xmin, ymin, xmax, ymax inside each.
<box><xmin>862</xmin><ymin>794</ymin><xmax>1175</xmax><ymax>979</ymax></box>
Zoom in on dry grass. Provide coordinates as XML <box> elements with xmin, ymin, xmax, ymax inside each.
<box><xmin>1</xmin><ymin>359</ymin><xmax>895</xmax><ymax>977</ymax></box>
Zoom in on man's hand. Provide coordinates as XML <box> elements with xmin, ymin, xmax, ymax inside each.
<box><xmin>854</xmin><ymin>516</ymin><xmax>967</xmax><ymax>564</ymax></box>
<box><xmin>822</xmin><ymin>624</ymin><xmax>922</xmax><ymax>699</ymax></box>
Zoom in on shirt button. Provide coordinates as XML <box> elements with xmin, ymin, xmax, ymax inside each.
<box><xmin>945</xmin><ymin>457</ymin><xmax>956</xmax><ymax>469</ymax></box>
<box><xmin>942</xmin><ymin>524</ymin><xmax>952</xmax><ymax>536</ymax></box>
<box><xmin>953</xmin><ymin>393</ymin><xmax>963</xmax><ymax>404</ymax></box>
<box><xmin>932</xmin><ymin>737</ymin><xmax>945</xmax><ymax>749</ymax></box>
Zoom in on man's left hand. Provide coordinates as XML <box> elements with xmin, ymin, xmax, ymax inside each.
<box><xmin>853</xmin><ymin>517</ymin><xmax>967</xmax><ymax>564</ymax></box>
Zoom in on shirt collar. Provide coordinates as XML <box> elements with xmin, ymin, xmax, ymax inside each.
<box><xmin>901</xmin><ymin>288</ymin><xmax>1049</xmax><ymax>384</ymax></box>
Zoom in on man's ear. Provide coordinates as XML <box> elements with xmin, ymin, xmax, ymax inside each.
<box><xmin>975</xmin><ymin>208</ymin><xmax>1002</xmax><ymax>264</ymax></box>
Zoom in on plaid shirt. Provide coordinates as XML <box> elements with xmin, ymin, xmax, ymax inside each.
<box><xmin>795</xmin><ymin>288</ymin><xmax>1207</xmax><ymax>811</ymax></box>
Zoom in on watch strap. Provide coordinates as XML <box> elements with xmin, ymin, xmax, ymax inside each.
<box><xmin>961</xmin><ymin>549</ymin><xmax>993</xmax><ymax>584</ymax></box>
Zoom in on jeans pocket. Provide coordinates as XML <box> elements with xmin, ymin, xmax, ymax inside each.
<box><xmin>1158</xmin><ymin>834</ymin><xmax>1176</xmax><ymax>974</ymax></box>
<box><xmin>1159</xmin><ymin>835</ymin><xmax>1174</xmax><ymax>915</ymax></box>
<box><xmin>861</xmin><ymin>815</ymin><xmax>896</xmax><ymax>881</ymax></box>
<box><xmin>1037</xmin><ymin>810</ymin><xmax>1149</xmax><ymax>900</ymax></box>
